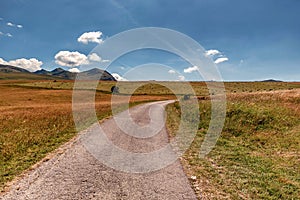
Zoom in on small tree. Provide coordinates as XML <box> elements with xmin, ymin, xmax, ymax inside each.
<box><xmin>183</xmin><ymin>94</ymin><xmax>191</xmax><ymax>100</ymax></box>
<box><xmin>111</xmin><ymin>86</ymin><xmax>119</xmax><ymax>94</ymax></box>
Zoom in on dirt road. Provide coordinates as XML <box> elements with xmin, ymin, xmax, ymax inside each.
<box><xmin>1</xmin><ymin>101</ymin><xmax>196</xmax><ymax>200</ymax></box>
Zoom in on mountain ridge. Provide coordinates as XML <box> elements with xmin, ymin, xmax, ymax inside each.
<box><xmin>0</xmin><ymin>64</ymin><xmax>31</xmax><ymax>73</ymax></box>
<box><xmin>0</xmin><ymin>64</ymin><xmax>116</xmax><ymax>81</ymax></box>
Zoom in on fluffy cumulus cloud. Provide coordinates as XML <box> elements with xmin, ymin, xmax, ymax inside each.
<box><xmin>77</xmin><ymin>31</ymin><xmax>103</xmax><ymax>44</ymax></box>
<box><xmin>205</xmin><ymin>49</ymin><xmax>229</xmax><ymax>64</ymax></box>
<box><xmin>88</xmin><ymin>53</ymin><xmax>102</xmax><ymax>62</ymax></box>
<box><xmin>55</xmin><ymin>51</ymin><xmax>88</xmax><ymax>67</ymax></box>
<box><xmin>178</xmin><ymin>75</ymin><xmax>185</xmax><ymax>81</ymax></box>
<box><xmin>0</xmin><ymin>57</ymin><xmax>43</xmax><ymax>72</ymax></box>
<box><xmin>183</xmin><ymin>65</ymin><xmax>198</xmax><ymax>73</ymax></box>
<box><xmin>214</xmin><ymin>57</ymin><xmax>229</xmax><ymax>64</ymax></box>
<box><xmin>205</xmin><ymin>49</ymin><xmax>220</xmax><ymax>57</ymax></box>
<box><xmin>88</xmin><ymin>53</ymin><xmax>109</xmax><ymax>63</ymax></box>
<box><xmin>55</xmin><ymin>51</ymin><xmax>110</xmax><ymax>67</ymax></box>
<box><xmin>168</xmin><ymin>69</ymin><xmax>176</xmax><ymax>74</ymax></box>
<box><xmin>0</xmin><ymin>58</ymin><xmax>8</xmax><ymax>65</ymax></box>
<box><xmin>111</xmin><ymin>73</ymin><xmax>127</xmax><ymax>81</ymax></box>
<box><xmin>68</xmin><ymin>68</ymin><xmax>80</xmax><ymax>73</ymax></box>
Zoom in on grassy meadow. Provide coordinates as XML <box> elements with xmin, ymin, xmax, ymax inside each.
<box><xmin>0</xmin><ymin>80</ymin><xmax>171</xmax><ymax>191</ymax></box>
<box><xmin>166</xmin><ymin>87</ymin><xmax>300</xmax><ymax>199</ymax></box>
<box><xmin>0</xmin><ymin>79</ymin><xmax>300</xmax><ymax>199</ymax></box>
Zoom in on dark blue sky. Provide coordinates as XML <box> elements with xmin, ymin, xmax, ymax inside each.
<box><xmin>0</xmin><ymin>0</ymin><xmax>299</xmax><ymax>81</ymax></box>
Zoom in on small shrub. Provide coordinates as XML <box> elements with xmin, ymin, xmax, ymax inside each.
<box><xmin>183</xmin><ymin>94</ymin><xmax>191</xmax><ymax>100</ymax></box>
<box><xmin>111</xmin><ymin>86</ymin><xmax>119</xmax><ymax>94</ymax></box>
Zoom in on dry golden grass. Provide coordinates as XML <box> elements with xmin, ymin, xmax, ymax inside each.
<box><xmin>0</xmin><ymin>80</ymin><xmax>172</xmax><ymax>191</ymax></box>
<box><xmin>166</xmin><ymin>88</ymin><xmax>300</xmax><ymax>199</ymax></box>
<box><xmin>1</xmin><ymin>79</ymin><xmax>300</xmax><ymax>197</ymax></box>
<box><xmin>0</xmin><ymin>83</ymin><xmax>75</xmax><ymax>190</ymax></box>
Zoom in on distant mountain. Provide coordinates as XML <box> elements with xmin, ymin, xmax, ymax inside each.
<box><xmin>0</xmin><ymin>64</ymin><xmax>116</xmax><ymax>81</ymax></box>
<box><xmin>34</xmin><ymin>68</ymin><xmax>75</xmax><ymax>79</ymax></box>
<box><xmin>261</xmin><ymin>79</ymin><xmax>283</xmax><ymax>82</ymax></box>
<box><xmin>34</xmin><ymin>67</ymin><xmax>116</xmax><ymax>81</ymax></box>
<box><xmin>50</xmin><ymin>68</ymin><xmax>77</xmax><ymax>79</ymax></box>
<box><xmin>34</xmin><ymin>69</ymin><xmax>52</xmax><ymax>75</ymax></box>
<box><xmin>51</xmin><ymin>67</ymin><xmax>65</xmax><ymax>74</ymax></box>
<box><xmin>79</xmin><ymin>68</ymin><xmax>116</xmax><ymax>81</ymax></box>
<box><xmin>0</xmin><ymin>64</ymin><xmax>31</xmax><ymax>73</ymax></box>
<box><xmin>0</xmin><ymin>64</ymin><xmax>59</xmax><ymax>80</ymax></box>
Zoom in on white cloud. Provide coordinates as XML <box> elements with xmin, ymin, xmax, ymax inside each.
<box><xmin>77</xmin><ymin>31</ymin><xmax>103</xmax><ymax>44</ymax></box>
<box><xmin>55</xmin><ymin>51</ymin><xmax>109</xmax><ymax>67</ymax></box>
<box><xmin>111</xmin><ymin>73</ymin><xmax>127</xmax><ymax>81</ymax></box>
<box><xmin>68</xmin><ymin>68</ymin><xmax>80</xmax><ymax>73</ymax></box>
<box><xmin>214</xmin><ymin>57</ymin><xmax>229</xmax><ymax>64</ymax></box>
<box><xmin>88</xmin><ymin>53</ymin><xmax>101</xmax><ymax>62</ymax></box>
<box><xmin>0</xmin><ymin>58</ymin><xmax>8</xmax><ymax>65</ymax></box>
<box><xmin>87</xmin><ymin>53</ymin><xmax>110</xmax><ymax>63</ymax></box>
<box><xmin>178</xmin><ymin>75</ymin><xmax>185</xmax><ymax>81</ymax></box>
<box><xmin>6</xmin><ymin>22</ymin><xmax>23</xmax><ymax>28</ymax></box>
<box><xmin>205</xmin><ymin>49</ymin><xmax>220</xmax><ymax>57</ymax></box>
<box><xmin>55</xmin><ymin>51</ymin><xmax>88</xmax><ymax>67</ymax></box>
<box><xmin>0</xmin><ymin>32</ymin><xmax>13</xmax><ymax>37</ymax></box>
<box><xmin>183</xmin><ymin>65</ymin><xmax>198</xmax><ymax>73</ymax></box>
<box><xmin>7</xmin><ymin>22</ymin><xmax>14</xmax><ymax>27</ymax></box>
<box><xmin>168</xmin><ymin>69</ymin><xmax>176</xmax><ymax>74</ymax></box>
<box><xmin>205</xmin><ymin>49</ymin><xmax>229</xmax><ymax>64</ymax></box>
<box><xmin>0</xmin><ymin>57</ymin><xmax>43</xmax><ymax>72</ymax></box>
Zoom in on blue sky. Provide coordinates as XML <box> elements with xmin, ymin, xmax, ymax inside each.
<box><xmin>0</xmin><ymin>0</ymin><xmax>299</xmax><ymax>81</ymax></box>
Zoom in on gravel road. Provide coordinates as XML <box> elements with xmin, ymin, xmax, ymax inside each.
<box><xmin>1</xmin><ymin>101</ymin><xmax>196</xmax><ymax>200</ymax></box>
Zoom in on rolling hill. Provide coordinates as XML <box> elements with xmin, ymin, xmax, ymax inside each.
<box><xmin>0</xmin><ymin>64</ymin><xmax>116</xmax><ymax>81</ymax></box>
<box><xmin>0</xmin><ymin>64</ymin><xmax>31</xmax><ymax>73</ymax></box>
<box><xmin>0</xmin><ymin>64</ymin><xmax>60</xmax><ymax>80</ymax></box>
<box><xmin>34</xmin><ymin>68</ymin><xmax>77</xmax><ymax>79</ymax></box>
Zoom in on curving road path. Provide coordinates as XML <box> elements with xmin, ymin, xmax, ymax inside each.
<box><xmin>1</xmin><ymin>101</ymin><xmax>196</xmax><ymax>200</ymax></box>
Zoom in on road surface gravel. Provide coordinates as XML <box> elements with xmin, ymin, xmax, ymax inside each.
<box><xmin>1</xmin><ymin>101</ymin><xmax>196</xmax><ymax>200</ymax></box>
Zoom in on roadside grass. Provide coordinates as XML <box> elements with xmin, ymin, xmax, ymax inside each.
<box><xmin>166</xmin><ymin>89</ymin><xmax>300</xmax><ymax>199</ymax></box>
<box><xmin>0</xmin><ymin>85</ymin><xmax>76</xmax><ymax>190</ymax></box>
<box><xmin>1</xmin><ymin>80</ymin><xmax>300</xmax><ymax>196</ymax></box>
<box><xmin>0</xmin><ymin>81</ymin><xmax>171</xmax><ymax>191</ymax></box>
